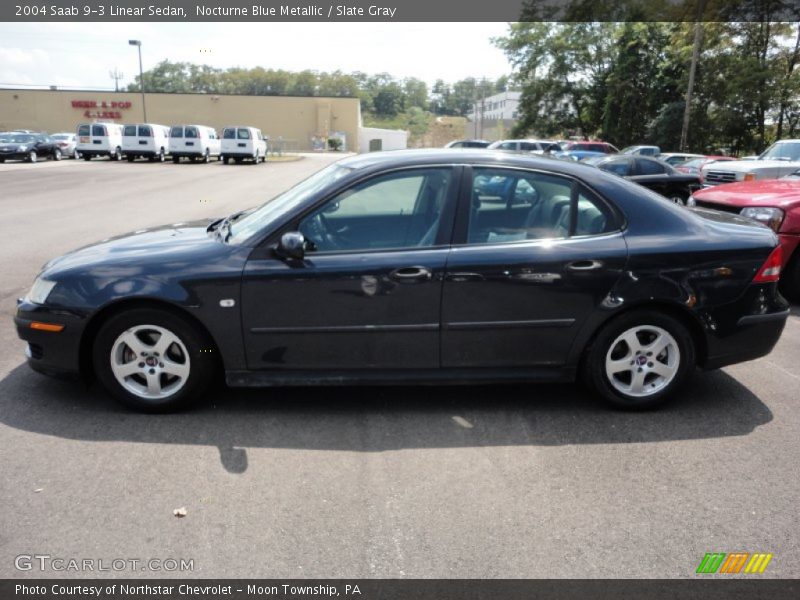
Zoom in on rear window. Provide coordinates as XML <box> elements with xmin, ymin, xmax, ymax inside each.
<box><xmin>91</xmin><ymin>125</ymin><xmax>106</xmax><ymax>136</ymax></box>
<box><xmin>52</xmin><ymin>134</ymin><xmax>69</xmax><ymax>140</ymax></box>
<box><xmin>223</xmin><ymin>128</ymin><xmax>236</xmax><ymax>139</ymax></box>
<box><xmin>77</xmin><ymin>125</ymin><xmax>90</xmax><ymax>136</ymax></box>
<box><xmin>237</xmin><ymin>128</ymin><xmax>251</xmax><ymax>140</ymax></box>
<box><xmin>170</xmin><ymin>126</ymin><xmax>183</xmax><ymax>138</ymax></box>
<box><xmin>138</xmin><ymin>125</ymin><xmax>152</xmax><ymax>137</ymax></box>
<box><xmin>185</xmin><ymin>126</ymin><xmax>198</xmax><ymax>139</ymax></box>
<box><xmin>123</xmin><ymin>125</ymin><xmax>137</xmax><ymax>136</ymax></box>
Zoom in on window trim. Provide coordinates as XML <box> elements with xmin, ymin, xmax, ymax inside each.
<box><xmin>452</xmin><ymin>164</ymin><xmax>626</xmax><ymax>248</ymax></box>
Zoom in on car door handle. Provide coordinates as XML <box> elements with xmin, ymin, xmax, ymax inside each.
<box><xmin>390</xmin><ymin>266</ymin><xmax>432</xmax><ymax>282</ymax></box>
<box><xmin>566</xmin><ymin>260</ymin><xmax>604</xmax><ymax>272</ymax></box>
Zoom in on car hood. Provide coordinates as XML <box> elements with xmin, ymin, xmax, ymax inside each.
<box><xmin>0</xmin><ymin>143</ymin><xmax>24</xmax><ymax>150</ymax></box>
<box><xmin>701</xmin><ymin>159</ymin><xmax>800</xmax><ymax>173</ymax></box>
<box><xmin>694</xmin><ymin>179</ymin><xmax>800</xmax><ymax>209</ymax></box>
<box><xmin>41</xmin><ymin>219</ymin><xmax>229</xmax><ymax>277</ymax></box>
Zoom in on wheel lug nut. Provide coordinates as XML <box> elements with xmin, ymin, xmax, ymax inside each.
<box><xmin>637</xmin><ymin>367</ymin><xmax>643</xmax><ymax>372</ymax></box>
<box><xmin>149</xmin><ymin>368</ymin><xmax>155</xmax><ymax>374</ymax></box>
<box><xmin>138</xmin><ymin>362</ymin><xmax>145</xmax><ymax>368</ymax></box>
<box><xmin>647</xmin><ymin>352</ymin><xmax>652</xmax><ymax>356</ymax></box>
<box><xmin>648</xmin><ymin>362</ymin><xmax>653</xmax><ymax>367</ymax></box>
<box><xmin>159</xmin><ymin>363</ymin><xmax>164</xmax><ymax>367</ymax></box>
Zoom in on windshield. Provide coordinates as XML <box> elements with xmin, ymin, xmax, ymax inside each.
<box><xmin>52</xmin><ymin>134</ymin><xmax>69</xmax><ymax>140</ymax></box>
<box><xmin>10</xmin><ymin>134</ymin><xmax>34</xmax><ymax>143</ymax></box>
<box><xmin>227</xmin><ymin>163</ymin><xmax>354</xmax><ymax>243</ymax></box>
<box><xmin>759</xmin><ymin>141</ymin><xmax>800</xmax><ymax>161</ymax></box>
<box><xmin>681</xmin><ymin>158</ymin><xmax>704</xmax><ymax>168</ymax></box>
<box><xmin>620</xmin><ymin>146</ymin><xmax>638</xmax><ymax>153</ymax></box>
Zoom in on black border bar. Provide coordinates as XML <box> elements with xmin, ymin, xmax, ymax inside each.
<box><xmin>3</xmin><ymin>1</ymin><xmax>800</xmax><ymax>22</ymax></box>
<box><xmin>3</xmin><ymin>579</ymin><xmax>800</xmax><ymax>600</ymax></box>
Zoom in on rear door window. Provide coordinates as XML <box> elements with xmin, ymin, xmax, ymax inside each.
<box><xmin>185</xmin><ymin>126</ymin><xmax>199</xmax><ymax>139</ymax></box>
<box><xmin>77</xmin><ymin>125</ymin><xmax>90</xmax><ymax>136</ymax></box>
<box><xmin>237</xmin><ymin>128</ymin><xmax>251</xmax><ymax>140</ymax></box>
<box><xmin>123</xmin><ymin>125</ymin><xmax>137</xmax><ymax>136</ymax></box>
<box><xmin>223</xmin><ymin>128</ymin><xmax>235</xmax><ymax>139</ymax></box>
<box><xmin>138</xmin><ymin>125</ymin><xmax>152</xmax><ymax>137</ymax></box>
<box><xmin>91</xmin><ymin>125</ymin><xmax>106</xmax><ymax>136</ymax></box>
<box><xmin>467</xmin><ymin>168</ymin><xmax>616</xmax><ymax>244</ymax></box>
<box><xmin>636</xmin><ymin>158</ymin><xmax>667</xmax><ymax>175</ymax></box>
<box><xmin>601</xmin><ymin>159</ymin><xmax>632</xmax><ymax>176</ymax></box>
<box><xmin>170</xmin><ymin>126</ymin><xmax>183</xmax><ymax>138</ymax></box>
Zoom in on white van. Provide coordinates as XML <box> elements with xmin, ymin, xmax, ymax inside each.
<box><xmin>122</xmin><ymin>123</ymin><xmax>170</xmax><ymax>162</ymax></box>
<box><xmin>75</xmin><ymin>123</ymin><xmax>124</xmax><ymax>160</ymax></box>
<box><xmin>221</xmin><ymin>126</ymin><xmax>268</xmax><ymax>164</ymax></box>
<box><xmin>168</xmin><ymin>125</ymin><xmax>221</xmax><ymax>163</ymax></box>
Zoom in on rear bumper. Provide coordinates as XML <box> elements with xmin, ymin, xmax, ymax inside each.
<box><xmin>14</xmin><ymin>300</ymin><xmax>87</xmax><ymax>378</ymax></box>
<box><xmin>702</xmin><ymin>285</ymin><xmax>789</xmax><ymax>369</ymax></box>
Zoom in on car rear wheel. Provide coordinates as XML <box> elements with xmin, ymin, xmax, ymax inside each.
<box><xmin>93</xmin><ymin>308</ymin><xmax>217</xmax><ymax>412</ymax></box>
<box><xmin>127</xmin><ymin>155</ymin><xmax>136</xmax><ymax>162</ymax></box>
<box><xmin>172</xmin><ymin>156</ymin><xmax>180</xmax><ymax>164</ymax></box>
<box><xmin>28</xmin><ymin>151</ymin><xmax>37</xmax><ymax>163</ymax></box>
<box><xmin>253</xmin><ymin>151</ymin><xmax>260</xmax><ymax>164</ymax></box>
<box><xmin>582</xmin><ymin>310</ymin><xmax>695</xmax><ymax>409</ymax></box>
<box><xmin>113</xmin><ymin>147</ymin><xmax>122</xmax><ymax>161</ymax></box>
<box><xmin>83</xmin><ymin>154</ymin><xmax>92</xmax><ymax>161</ymax></box>
<box><xmin>53</xmin><ymin>148</ymin><xmax>62</xmax><ymax>161</ymax></box>
<box><xmin>222</xmin><ymin>156</ymin><xmax>230</xmax><ymax>164</ymax></box>
<box><xmin>203</xmin><ymin>149</ymin><xmax>210</xmax><ymax>163</ymax></box>
<box><xmin>669</xmin><ymin>193</ymin><xmax>687</xmax><ymax>206</ymax></box>
<box><xmin>74</xmin><ymin>150</ymin><xmax>81</xmax><ymax>160</ymax></box>
<box><xmin>158</xmin><ymin>148</ymin><xmax>165</xmax><ymax>162</ymax></box>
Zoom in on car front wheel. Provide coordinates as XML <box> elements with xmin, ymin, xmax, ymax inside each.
<box><xmin>53</xmin><ymin>148</ymin><xmax>62</xmax><ymax>161</ymax></box>
<box><xmin>93</xmin><ymin>308</ymin><xmax>217</xmax><ymax>412</ymax></box>
<box><xmin>28</xmin><ymin>150</ymin><xmax>37</xmax><ymax>163</ymax></box>
<box><xmin>582</xmin><ymin>310</ymin><xmax>695</xmax><ymax>409</ymax></box>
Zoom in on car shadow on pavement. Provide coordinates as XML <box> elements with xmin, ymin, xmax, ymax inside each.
<box><xmin>0</xmin><ymin>363</ymin><xmax>773</xmax><ymax>473</ymax></box>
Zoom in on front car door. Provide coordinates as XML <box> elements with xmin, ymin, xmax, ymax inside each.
<box><xmin>441</xmin><ymin>165</ymin><xmax>628</xmax><ymax>369</ymax></box>
<box><xmin>240</xmin><ymin>166</ymin><xmax>461</xmax><ymax>371</ymax></box>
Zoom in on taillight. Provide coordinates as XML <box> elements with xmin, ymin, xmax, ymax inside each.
<box><xmin>753</xmin><ymin>246</ymin><xmax>783</xmax><ymax>283</ymax></box>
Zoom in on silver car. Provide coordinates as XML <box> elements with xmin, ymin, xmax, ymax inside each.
<box><xmin>51</xmin><ymin>132</ymin><xmax>79</xmax><ymax>158</ymax></box>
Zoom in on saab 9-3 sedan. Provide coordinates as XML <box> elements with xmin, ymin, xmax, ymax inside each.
<box><xmin>15</xmin><ymin>150</ymin><xmax>789</xmax><ymax>411</ymax></box>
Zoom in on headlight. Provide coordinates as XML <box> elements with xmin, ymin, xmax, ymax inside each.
<box><xmin>686</xmin><ymin>195</ymin><xmax>696</xmax><ymax>207</ymax></box>
<box><xmin>26</xmin><ymin>278</ymin><xmax>57</xmax><ymax>304</ymax></box>
<box><xmin>740</xmin><ymin>207</ymin><xmax>784</xmax><ymax>231</ymax></box>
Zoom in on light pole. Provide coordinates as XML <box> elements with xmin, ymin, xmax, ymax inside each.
<box><xmin>128</xmin><ymin>39</ymin><xmax>147</xmax><ymax>122</ymax></box>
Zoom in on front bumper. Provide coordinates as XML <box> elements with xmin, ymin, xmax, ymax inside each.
<box><xmin>0</xmin><ymin>151</ymin><xmax>29</xmax><ymax>161</ymax></box>
<box><xmin>14</xmin><ymin>299</ymin><xmax>87</xmax><ymax>378</ymax></box>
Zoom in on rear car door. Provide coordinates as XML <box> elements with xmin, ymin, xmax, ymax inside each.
<box><xmin>241</xmin><ymin>166</ymin><xmax>461</xmax><ymax>370</ymax></box>
<box><xmin>441</xmin><ymin>166</ymin><xmax>628</xmax><ymax>368</ymax></box>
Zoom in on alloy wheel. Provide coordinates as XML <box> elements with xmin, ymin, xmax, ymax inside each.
<box><xmin>604</xmin><ymin>325</ymin><xmax>680</xmax><ymax>397</ymax></box>
<box><xmin>109</xmin><ymin>324</ymin><xmax>191</xmax><ymax>400</ymax></box>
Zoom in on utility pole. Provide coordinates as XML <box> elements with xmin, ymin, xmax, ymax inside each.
<box><xmin>109</xmin><ymin>67</ymin><xmax>124</xmax><ymax>92</ymax></box>
<box><xmin>128</xmin><ymin>40</ymin><xmax>147</xmax><ymax>122</ymax></box>
<box><xmin>680</xmin><ymin>5</ymin><xmax>705</xmax><ymax>151</ymax></box>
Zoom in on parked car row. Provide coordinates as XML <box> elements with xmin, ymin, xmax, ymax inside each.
<box><xmin>1</xmin><ymin>123</ymin><xmax>271</xmax><ymax>165</ymax></box>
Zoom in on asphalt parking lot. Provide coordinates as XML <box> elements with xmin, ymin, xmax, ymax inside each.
<box><xmin>0</xmin><ymin>155</ymin><xmax>798</xmax><ymax>579</ymax></box>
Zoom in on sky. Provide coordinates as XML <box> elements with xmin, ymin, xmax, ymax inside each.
<box><xmin>0</xmin><ymin>22</ymin><xmax>513</xmax><ymax>90</ymax></box>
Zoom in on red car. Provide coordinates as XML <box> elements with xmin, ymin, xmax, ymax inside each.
<box><xmin>689</xmin><ymin>173</ymin><xmax>800</xmax><ymax>299</ymax></box>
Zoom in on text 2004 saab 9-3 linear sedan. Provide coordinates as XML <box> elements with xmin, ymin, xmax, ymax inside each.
<box><xmin>15</xmin><ymin>150</ymin><xmax>789</xmax><ymax>412</ymax></box>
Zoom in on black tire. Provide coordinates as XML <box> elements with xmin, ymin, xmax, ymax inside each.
<box><xmin>668</xmin><ymin>192</ymin><xmax>688</xmax><ymax>206</ymax></box>
<box><xmin>92</xmin><ymin>307</ymin><xmax>218</xmax><ymax>412</ymax></box>
<box><xmin>53</xmin><ymin>148</ymin><xmax>62</xmax><ymax>161</ymax></box>
<box><xmin>222</xmin><ymin>156</ymin><xmax>229</xmax><ymax>165</ymax></box>
<box><xmin>158</xmin><ymin>148</ymin><xmax>165</xmax><ymax>162</ymax></box>
<box><xmin>113</xmin><ymin>147</ymin><xmax>123</xmax><ymax>161</ymax></box>
<box><xmin>172</xmin><ymin>156</ymin><xmax>180</xmax><ymax>164</ymax></box>
<box><xmin>0</xmin><ymin>158</ymin><xmax>5</xmax><ymax>163</ymax></box>
<box><xmin>203</xmin><ymin>149</ymin><xmax>210</xmax><ymax>163</ymax></box>
<box><xmin>779</xmin><ymin>250</ymin><xmax>800</xmax><ymax>302</ymax></box>
<box><xmin>28</xmin><ymin>150</ymin><xmax>37</xmax><ymax>163</ymax></box>
<box><xmin>127</xmin><ymin>155</ymin><xmax>136</xmax><ymax>162</ymax></box>
<box><xmin>74</xmin><ymin>150</ymin><xmax>81</xmax><ymax>160</ymax></box>
<box><xmin>581</xmin><ymin>309</ymin><xmax>696</xmax><ymax>410</ymax></box>
<box><xmin>83</xmin><ymin>154</ymin><xmax>92</xmax><ymax>161</ymax></box>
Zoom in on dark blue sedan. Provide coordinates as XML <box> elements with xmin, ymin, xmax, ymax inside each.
<box><xmin>15</xmin><ymin>150</ymin><xmax>789</xmax><ymax>411</ymax></box>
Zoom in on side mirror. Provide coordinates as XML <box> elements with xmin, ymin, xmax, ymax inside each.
<box><xmin>277</xmin><ymin>231</ymin><xmax>306</xmax><ymax>260</ymax></box>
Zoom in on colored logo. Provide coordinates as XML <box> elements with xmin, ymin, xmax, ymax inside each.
<box><xmin>696</xmin><ymin>552</ymin><xmax>773</xmax><ymax>574</ymax></box>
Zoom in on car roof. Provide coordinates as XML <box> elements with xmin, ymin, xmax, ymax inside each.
<box><xmin>337</xmin><ymin>148</ymin><xmax>608</xmax><ymax>176</ymax></box>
